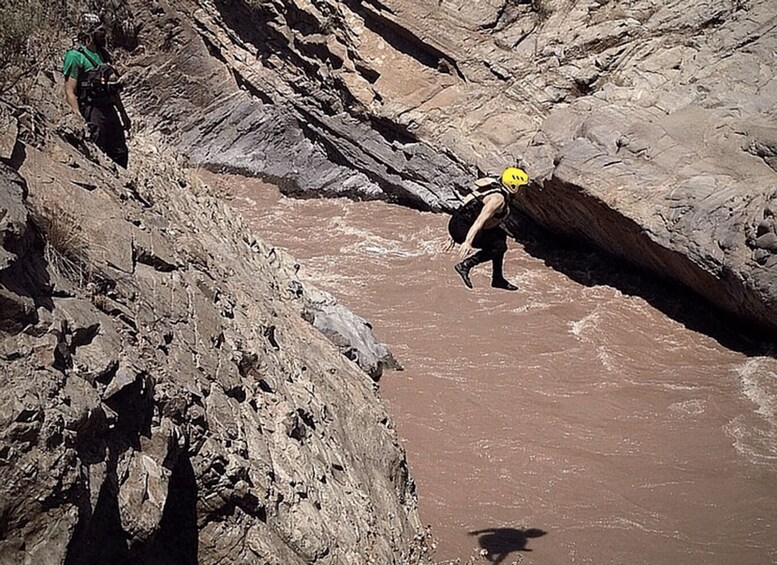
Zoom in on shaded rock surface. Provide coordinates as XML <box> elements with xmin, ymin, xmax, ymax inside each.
<box><xmin>0</xmin><ymin>103</ymin><xmax>428</xmax><ymax>563</ymax></box>
<box><xmin>124</xmin><ymin>0</ymin><xmax>777</xmax><ymax>332</ymax></box>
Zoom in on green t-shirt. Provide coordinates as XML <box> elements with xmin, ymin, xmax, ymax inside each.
<box><xmin>62</xmin><ymin>46</ymin><xmax>104</xmax><ymax>80</ymax></box>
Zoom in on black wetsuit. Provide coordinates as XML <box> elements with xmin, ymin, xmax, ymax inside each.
<box><xmin>450</xmin><ymin>185</ymin><xmax>515</xmax><ymax>289</ymax></box>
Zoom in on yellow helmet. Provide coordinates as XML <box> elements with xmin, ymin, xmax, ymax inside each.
<box><xmin>500</xmin><ymin>167</ymin><xmax>529</xmax><ymax>193</ymax></box>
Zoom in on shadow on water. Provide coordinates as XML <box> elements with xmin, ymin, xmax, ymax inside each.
<box><xmin>468</xmin><ymin>527</ymin><xmax>547</xmax><ymax>564</ymax></box>
<box><xmin>508</xmin><ymin>216</ymin><xmax>777</xmax><ymax>359</ymax></box>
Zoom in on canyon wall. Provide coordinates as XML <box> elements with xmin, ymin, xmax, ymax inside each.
<box><xmin>126</xmin><ymin>0</ymin><xmax>777</xmax><ymax>332</ymax></box>
<box><xmin>2</xmin><ymin>0</ymin><xmax>775</xmax><ymax>561</ymax></box>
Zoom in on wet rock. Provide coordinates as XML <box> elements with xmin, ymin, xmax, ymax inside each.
<box><xmin>267</xmin><ymin>243</ymin><xmax>402</xmax><ymax>381</ymax></box>
<box><xmin>304</xmin><ymin>300</ymin><xmax>402</xmax><ymax>381</ymax></box>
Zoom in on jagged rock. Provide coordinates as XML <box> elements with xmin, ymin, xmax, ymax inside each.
<box><xmin>263</xmin><ymin>243</ymin><xmax>401</xmax><ymax>380</ymax></box>
<box><xmin>0</xmin><ymin>166</ymin><xmax>29</xmax><ymax>270</ymax></box>
<box><xmin>755</xmin><ymin>232</ymin><xmax>777</xmax><ymax>252</ymax></box>
<box><xmin>10</xmin><ymin>0</ymin><xmax>777</xmax><ymax>560</ymax></box>
<box><xmin>102</xmin><ymin>364</ymin><xmax>139</xmax><ymax>400</ymax></box>
<box><xmin>0</xmin><ymin>127</ymin><xmax>427</xmax><ymax>564</ymax></box>
<box><xmin>132</xmin><ymin>226</ymin><xmax>180</xmax><ymax>272</ymax></box>
<box><xmin>52</xmin><ymin>299</ymin><xmax>123</xmax><ymax>383</ymax></box>
<box><xmin>115</xmin><ymin>418</ymin><xmax>184</xmax><ymax>543</ymax></box>
<box><xmin>116</xmin><ymin>449</ymin><xmax>170</xmax><ymax>540</ymax></box>
<box><xmin>303</xmin><ymin>300</ymin><xmax>402</xmax><ymax>381</ymax></box>
<box><xmin>0</xmin><ymin>164</ymin><xmax>42</xmax><ymax>334</ymax></box>
<box><xmin>0</xmin><ymin>107</ymin><xmax>18</xmax><ymax>162</ymax></box>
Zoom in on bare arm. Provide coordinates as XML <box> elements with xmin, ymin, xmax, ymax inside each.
<box><xmin>64</xmin><ymin>76</ymin><xmax>80</xmax><ymax>116</ymax></box>
<box><xmin>459</xmin><ymin>193</ymin><xmax>505</xmax><ymax>257</ymax></box>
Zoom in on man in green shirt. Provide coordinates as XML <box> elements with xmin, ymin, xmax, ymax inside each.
<box><xmin>63</xmin><ymin>13</ymin><xmax>130</xmax><ymax>168</ymax></box>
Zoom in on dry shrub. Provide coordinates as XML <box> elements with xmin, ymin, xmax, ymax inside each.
<box><xmin>0</xmin><ymin>1</ymin><xmax>73</xmax><ymax>99</ymax></box>
<box><xmin>0</xmin><ymin>0</ymin><xmax>138</xmax><ymax>102</ymax></box>
<box><xmin>30</xmin><ymin>203</ymin><xmax>92</xmax><ymax>286</ymax></box>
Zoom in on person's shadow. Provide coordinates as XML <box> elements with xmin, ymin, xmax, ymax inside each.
<box><xmin>469</xmin><ymin>527</ymin><xmax>547</xmax><ymax>564</ymax></box>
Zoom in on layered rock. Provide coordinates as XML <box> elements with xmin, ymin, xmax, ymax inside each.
<box><xmin>0</xmin><ymin>110</ymin><xmax>427</xmax><ymax>563</ymax></box>
<box><xmin>123</xmin><ymin>0</ymin><xmax>777</xmax><ymax>332</ymax></box>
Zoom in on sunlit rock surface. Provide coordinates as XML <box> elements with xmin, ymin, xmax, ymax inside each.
<box><xmin>0</xmin><ymin>122</ymin><xmax>426</xmax><ymax>562</ymax></box>
<box><xmin>126</xmin><ymin>0</ymin><xmax>777</xmax><ymax>332</ymax></box>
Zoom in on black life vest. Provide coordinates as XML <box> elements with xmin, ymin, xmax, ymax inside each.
<box><xmin>447</xmin><ymin>179</ymin><xmax>509</xmax><ymax>244</ymax></box>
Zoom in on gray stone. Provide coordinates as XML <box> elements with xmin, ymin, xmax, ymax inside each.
<box><xmin>16</xmin><ymin>0</ymin><xmax>777</xmax><ymax>560</ymax></box>
<box><xmin>755</xmin><ymin>232</ymin><xmax>777</xmax><ymax>253</ymax></box>
<box><xmin>0</xmin><ymin>125</ymin><xmax>427</xmax><ymax>564</ymax></box>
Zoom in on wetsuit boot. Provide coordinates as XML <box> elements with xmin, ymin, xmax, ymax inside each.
<box><xmin>490</xmin><ymin>251</ymin><xmax>518</xmax><ymax>291</ymax></box>
<box><xmin>454</xmin><ymin>250</ymin><xmax>489</xmax><ymax>289</ymax></box>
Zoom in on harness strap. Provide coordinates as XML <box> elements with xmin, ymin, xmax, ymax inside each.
<box><xmin>77</xmin><ymin>46</ymin><xmax>101</xmax><ymax>67</ymax></box>
<box><xmin>75</xmin><ymin>47</ymin><xmax>121</xmax><ymax>108</ymax></box>
<box><xmin>462</xmin><ymin>186</ymin><xmax>507</xmax><ymax>205</ymax></box>
<box><xmin>77</xmin><ymin>44</ymin><xmax>113</xmax><ymax>64</ymax></box>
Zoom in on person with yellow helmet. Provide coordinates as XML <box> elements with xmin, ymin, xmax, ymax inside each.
<box><xmin>448</xmin><ymin>167</ymin><xmax>530</xmax><ymax>290</ymax></box>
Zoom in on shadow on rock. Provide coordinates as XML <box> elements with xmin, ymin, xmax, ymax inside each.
<box><xmin>136</xmin><ymin>456</ymin><xmax>199</xmax><ymax>565</ymax></box>
<box><xmin>508</xmin><ymin>215</ymin><xmax>777</xmax><ymax>358</ymax></box>
<box><xmin>469</xmin><ymin>527</ymin><xmax>547</xmax><ymax>564</ymax></box>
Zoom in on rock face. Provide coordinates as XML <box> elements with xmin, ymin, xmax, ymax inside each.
<box><xmin>0</xmin><ymin>116</ymin><xmax>427</xmax><ymax>563</ymax></box>
<box><xmin>124</xmin><ymin>0</ymin><xmax>777</xmax><ymax>332</ymax></box>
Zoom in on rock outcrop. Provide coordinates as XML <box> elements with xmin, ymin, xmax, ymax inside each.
<box><xmin>0</xmin><ymin>106</ymin><xmax>427</xmax><ymax>562</ymax></box>
<box><xmin>123</xmin><ymin>0</ymin><xmax>777</xmax><ymax>333</ymax></box>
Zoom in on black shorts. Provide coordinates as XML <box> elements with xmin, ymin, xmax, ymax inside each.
<box><xmin>472</xmin><ymin>227</ymin><xmax>507</xmax><ymax>250</ymax></box>
<box><xmin>448</xmin><ymin>208</ymin><xmax>505</xmax><ymax>247</ymax></box>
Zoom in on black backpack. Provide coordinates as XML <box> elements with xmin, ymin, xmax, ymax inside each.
<box><xmin>75</xmin><ymin>47</ymin><xmax>122</xmax><ymax>105</ymax></box>
<box><xmin>447</xmin><ymin>178</ymin><xmax>506</xmax><ymax>244</ymax></box>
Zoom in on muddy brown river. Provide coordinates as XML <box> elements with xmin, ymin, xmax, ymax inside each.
<box><xmin>203</xmin><ymin>172</ymin><xmax>777</xmax><ymax>564</ymax></box>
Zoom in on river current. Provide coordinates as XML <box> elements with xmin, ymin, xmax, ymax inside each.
<box><xmin>203</xmin><ymin>172</ymin><xmax>777</xmax><ymax>565</ymax></box>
